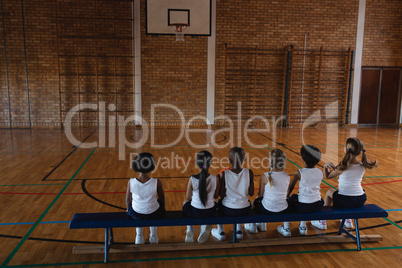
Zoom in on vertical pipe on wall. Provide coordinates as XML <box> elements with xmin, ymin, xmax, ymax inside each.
<box><xmin>206</xmin><ymin>0</ymin><xmax>216</xmax><ymax>125</ymax></box>
<box><xmin>345</xmin><ymin>50</ymin><xmax>354</xmax><ymax>124</ymax></box>
<box><xmin>351</xmin><ymin>0</ymin><xmax>366</xmax><ymax>124</ymax></box>
<box><xmin>300</xmin><ymin>33</ymin><xmax>307</xmax><ymax>124</ymax></box>
<box><xmin>21</xmin><ymin>0</ymin><xmax>31</xmax><ymax>128</ymax></box>
<box><xmin>133</xmin><ymin>0</ymin><xmax>141</xmax><ymax>125</ymax></box>
<box><xmin>1</xmin><ymin>0</ymin><xmax>12</xmax><ymax>128</ymax></box>
<box><xmin>55</xmin><ymin>0</ymin><xmax>63</xmax><ymax>128</ymax></box>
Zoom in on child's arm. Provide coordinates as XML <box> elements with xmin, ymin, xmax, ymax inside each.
<box><xmin>156</xmin><ymin>179</ymin><xmax>165</xmax><ymax>209</ymax></box>
<box><xmin>219</xmin><ymin>172</ymin><xmax>226</xmax><ymax>198</ymax></box>
<box><xmin>214</xmin><ymin>174</ymin><xmax>220</xmax><ymax>199</ymax></box>
<box><xmin>248</xmin><ymin>169</ymin><xmax>254</xmax><ymax>196</ymax></box>
<box><xmin>287</xmin><ymin>170</ymin><xmax>300</xmax><ymax>198</ymax></box>
<box><xmin>125</xmin><ymin>181</ymin><xmax>132</xmax><ymax>209</ymax></box>
<box><xmin>258</xmin><ymin>174</ymin><xmax>268</xmax><ymax>198</ymax></box>
<box><xmin>324</xmin><ymin>162</ymin><xmax>343</xmax><ymax>179</ymax></box>
<box><xmin>184</xmin><ymin>178</ymin><xmax>193</xmax><ymax>202</ymax></box>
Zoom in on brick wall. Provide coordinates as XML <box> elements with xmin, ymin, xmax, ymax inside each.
<box><xmin>0</xmin><ymin>0</ymin><xmax>400</xmax><ymax>128</ymax></box>
<box><xmin>363</xmin><ymin>0</ymin><xmax>402</xmax><ymax>66</ymax></box>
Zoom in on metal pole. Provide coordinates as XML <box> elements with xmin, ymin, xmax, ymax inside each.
<box><xmin>21</xmin><ymin>0</ymin><xmax>31</xmax><ymax>128</ymax></box>
<box><xmin>1</xmin><ymin>0</ymin><xmax>12</xmax><ymax>128</ymax></box>
<box><xmin>345</xmin><ymin>50</ymin><xmax>354</xmax><ymax>124</ymax></box>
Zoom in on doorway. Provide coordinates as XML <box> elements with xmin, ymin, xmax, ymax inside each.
<box><xmin>358</xmin><ymin>68</ymin><xmax>401</xmax><ymax>125</ymax></box>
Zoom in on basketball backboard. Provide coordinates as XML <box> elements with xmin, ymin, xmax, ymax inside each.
<box><xmin>146</xmin><ymin>0</ymin><xmax>211</xmax><ymax>36</ymax></box>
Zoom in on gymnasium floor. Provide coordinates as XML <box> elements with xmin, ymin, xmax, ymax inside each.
<box><xmin>0</xmin><ymin>127</ymin><xmax>401</xmax><ymax>267</ymax></box>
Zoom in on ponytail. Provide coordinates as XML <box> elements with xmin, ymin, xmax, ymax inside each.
<box><xmin>338</xmin><ymin>149</ymin><xmax>352</xmax><ymax>171</ymax></box>
<box><xmin>195</xmin><ymin>151</ymin><xmax>213</xmax><ymax>207</ymax></box>
<box><xmin>268</xmin><ymin>172</ymin><xmax>273</xmax><ymax>188</ymax></box>
<box><xmin>198</xmin><ymin>168</ymin><xmax>208</xmax><ymax>207</ymax></box>
<box><xmin>361</xmin><ymin>148</ymin><xmax>378</xmax><ymax>170</ymax></box>
<box><xmin>339</xmin><ymin>138</ymin><xmax>378</xmax><ymax>171</ymax></box>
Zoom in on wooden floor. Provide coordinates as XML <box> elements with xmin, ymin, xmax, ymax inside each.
<box><xmin>0</xmin><ymin>126</ymin><xmax>401</xmax><ymax>267</ymax></box>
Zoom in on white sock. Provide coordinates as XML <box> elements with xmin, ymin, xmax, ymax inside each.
<box><xmin>217</xmin><ymin>224</ymin><xmax>224</xmax><ymax>233</ymax></box>
<box><xmin>236</xmin><ymin>224</ymin><xmax>242</xmax><ymax>232</ymax></box>
<box><xmin>150</xmin><ymin>226</ymin><xmax>157</xmax><ymax>236</ymax></box>
<box><xmin>284</xmin><ymin>222</ymin><xmax>290</xmax><ymax>229</ymax></box>
<box><xmin>300</xmin><ymin>221</ymin><xmax>307</xmax><ymax>228</ymax></box>
<box><xmin>136</xmin><ymin>227</ymin><xmax>143</xmax><ymax>236</ymax></box>
<box><xmin>187</xmin><ymin>226</ymin><xmax>193</xmax><ymax>232</ymax></box>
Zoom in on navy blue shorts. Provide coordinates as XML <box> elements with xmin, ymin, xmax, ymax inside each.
<box><xmin>127</xmin><ymin>200</ymin><xmax>165</xmax><ymax>220</ymax></box>
<box><xmin>288</xmin><ymin>194</ymin><xmax>324</xmax><ymax>213</ymax></box>
<box><xmin>253</xmin><ymin>197</ymin><xmax>289</xmax><ymax>214</ymax></box>
<box><xmin>182</xmin><ymin>201</ymin><xmax>217</xmax><ymax>218</ymax></box>
<box><xmin>333</xmin><ymin>191</ymin><xmax>367</xmax><ymax>208</ymax></box>
<box><xmin>218</xmin><ymin>199</ymin><xmax>251</xmax><ymax>217</ymax></box>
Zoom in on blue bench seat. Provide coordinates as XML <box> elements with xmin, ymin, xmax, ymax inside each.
<box><xmin>69</xmin><ymin>204</ymin><xmax>388</xmax><ymax>263</ymax></box>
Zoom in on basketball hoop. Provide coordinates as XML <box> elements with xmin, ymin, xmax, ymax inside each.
<box><xmin>170</xmin><ymin>23</ymin><xmax>188</xmax><ymax>41</ymax></box>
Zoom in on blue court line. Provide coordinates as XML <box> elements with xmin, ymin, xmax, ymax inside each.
<box><xmin>1</xmin><ymin>148</ymin><xmax>97</xmax><ymax>267</ymax></box>
<box><xmin>386</xmin><ymin>209</ymin><xmax>402</xmax><ymax>212</ymax></box>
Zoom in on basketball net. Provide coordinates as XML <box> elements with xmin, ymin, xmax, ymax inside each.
<box><xmin>171</xmin><ymin>23</ymin><xmax>188</xmax><ymax>41</ymax></box>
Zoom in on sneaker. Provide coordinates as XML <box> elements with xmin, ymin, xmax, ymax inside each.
<box><xmin>185</xmin><ymin>229</ymin><xmax>194</xmax><ymax>243</ymax></box>
<box><xmin>135</xmin><ymin>234</ymin><xmax>145</xmax><ymax>244</ymax></box>
<box><xmin>244</xmin><ymin>223</ymin><xmax>258</xmax><ymax>234</ymax></box>
<box><xmin>277</xmin><ymin>225</ymin><xmax>291</xmax><ymax>237</ymax></box>
<box><xmin>211</xmin><ymin>228</ymin><xmax>226</xmax><ymax>241</ymax></box>
<box><xmin>149</xmin><ymin>235</ymin><xmax>158</xmax><ymax>244</ymax></box>
<box><xmin>236</xmin><ymin>230</ymin><xmax>243</xmax><ymax>240</ymax></box>
<box><xmin>298</xmin><ymin>225</ymin><xmax>307</xmax><ymax>236</ymax></box>
<box><xmin>344</xmin><ymin>219</ymin><xmax>354</xmax><ymax>229</ymax></box>
<box><xmin>197</xmin><ymin>225</ymin><xmax>212</xmax><ymax>243</ymax></box>
<box><xmin>311</xmin><ymin>220</ymin><xmax>327</xmax><ymax>230</ymax></box>
<box><xmin>256</xmin><ymin>223</ymin><xmax>267</xmax><ymax>232</ymax></box>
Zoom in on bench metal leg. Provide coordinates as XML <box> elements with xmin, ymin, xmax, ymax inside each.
<box><xmin>354</xmin><ymin>219</ymin><xmax>361</xmax><ymax>251</ymax></box>
<box><xmin>232</xmin><ymin>224</ymin><xmax>237</xmax><ymax>243</ymax></box>
<box><xmin>104</xmin><ymin>228</ymin><xmax>109</xmax><ymax>263</ymax></box>
<box><xmin>338</xmin><ymin>219</ymin><xmax>361</xmax><ymax>251</ymax></box>
<box><xmin>104</xmin><ymin>228</ymin><xmax>114</xmax><ymax>263</ymax></box>
<box><xmin>338</xmin><ymin>219</ymin><xmax>346</xmax><ymax>235</ymax></box>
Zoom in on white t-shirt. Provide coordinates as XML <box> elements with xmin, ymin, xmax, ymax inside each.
<box><xmin>222</xmin><ymin>168</ymin><xmax>251</xmax><ymax>209</ymax></box>
<box><xmin>338</xmin><ymin>163</ymin><xmax>365</xmax><ymax>196</ymax></box>
<box><xmin>298</xmin><ymin>167</ymin><xmax>323</xmax><ymax>204</ymax></box>
<box><xmin>129</xmin><ymin>178</ymin><xmax>159</xmax><ymax>214</ymax></box>
<box><xmin>261</xmin><ymin>171</ymin><xmax>290</xmax><ymax>212</ymax></box>
<box><xmin>190</xmin><ymin>174</ymin><xmax>217</xmax><ymax>209</ymax></box>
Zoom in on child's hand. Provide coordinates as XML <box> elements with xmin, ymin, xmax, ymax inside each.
<box><xmin>324</xmin><ymin>162</ymin><xmax>336</xmax><ymax>172</ymax></box>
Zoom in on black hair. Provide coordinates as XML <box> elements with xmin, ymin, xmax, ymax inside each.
<box><xmin>194</xmin><ymin>151</ymin><xmax>213</xmax><ymax>207</ymax></box>
<box><xmin>300</xmin><ymin>145</ymin><xmax>321</xmax><ymax>168</ymax></box>
<box><xmin>338</xmin><ymin>137</ymin><xmax>377</xmax><ymax>171</ymax></box>
<box><xmin>132</xmin><ymin>152</ymin><xmax>156</xmax><ymax>173</ymax></box>
<box><xmin>229</xmin><ymin>147</ymin><xmax>245</xmax><ymax>169</ymax></box>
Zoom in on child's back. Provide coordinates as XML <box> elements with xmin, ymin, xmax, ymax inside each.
<box><xmin>337</xmin><ymin>163</ymin><xmax>365</xmax><ymax>196</ymax></box>
<box><xmin>190</xmin><ymin>174</ymin><xmax>217</xmax><ymax>209</ymax></box>
<box><xmin>222</xmin><ymin>168</ymin><xmax>250</xmax><ymax>209</ymax></box>
<box><xmin>130</xmin><ymin>177</ymin><xmax>159</xmax><ymax>214</ymax></box>
<box><xmin>261</xmin><ymin>171</ymin><xmax>289</xmax><ymax>212</ymax></box>
<box><xmin>298</xmin><ymin>167</ymin><xmax>323</xmax><ymax>204</ymax></box>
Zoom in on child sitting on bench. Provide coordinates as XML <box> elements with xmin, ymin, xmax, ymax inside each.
<box><xmin>285</xmin><ymin>145</ymin><xmax>324</xmax><ymax>236</ymax></box>
<box><xmin>183</xmin><ymin>151</ymin><xmax>219</xmax><ymax>243</ymax></box>
<box><xmin>322</xmin><ymin>137</ymin><xmax>378</xmax><ymax>229</ymax></box>
<box><xmin>126</xmin><ymin>152</ymin><xmax>165</xmax><ymax>244</ymax></box>
<box><xmin>212</xmin><ymin>147</ymin><xmax>254</xmax><ymax>241</ymax></box>
<box><xmin>246</xmin><ymin>149</ymin><xmax>290</xmax><ymax>234</ymax></box>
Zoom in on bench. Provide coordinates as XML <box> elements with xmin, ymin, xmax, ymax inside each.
<box><xmin>69</xmin><ymin>204</ymin><xmax>388</xmax><ymax>263</ymax></box>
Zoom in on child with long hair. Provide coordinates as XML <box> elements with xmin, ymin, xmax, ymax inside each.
<box><xmin>183</xmin><ymin>151</ymin><xmax>219</xmax><ymax>243</ymax></box>
<box><xmin>211</xmin><ymin>147</ymin><xmax>254</xmax><ymax>241</ymax></box>
<box><xmin>320</xmin><ymin>137</ymin><xmax>378</xmax><ymax>229</ymax></box>
<box><xmin>126</xmin><ymin>153</ymin><xmax>165</xmax><ymax>244</ymax></box>
<box><xmin>245</xmin><ymin>149</ymin><xmax>290</xmax><ymax>234</ymax></box>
